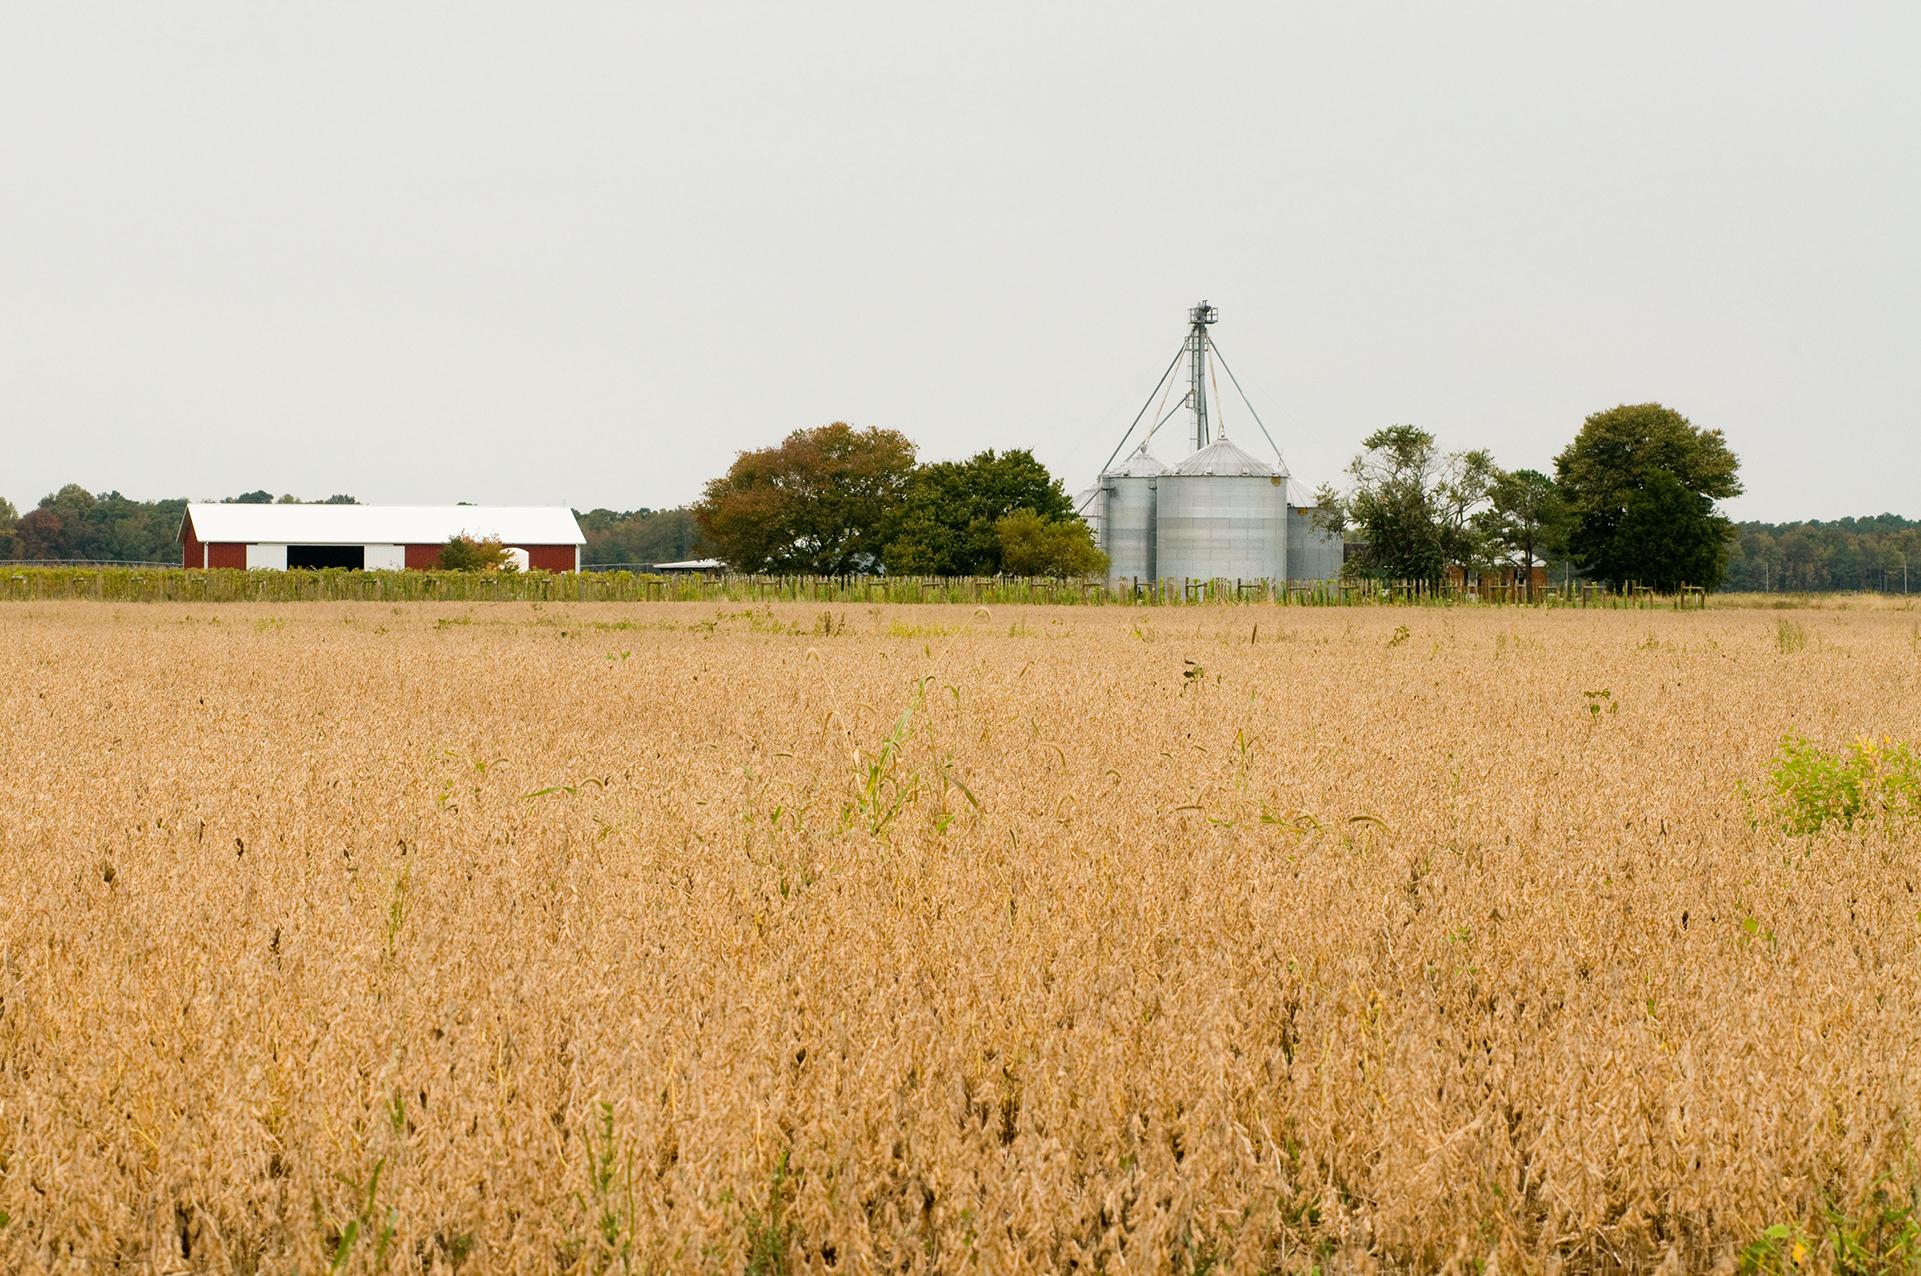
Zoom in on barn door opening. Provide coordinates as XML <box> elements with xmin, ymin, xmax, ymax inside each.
<box><xmin>287</xmin><ymin>545</ymin><xmax>365</xmax><ymax>569</ymax></box>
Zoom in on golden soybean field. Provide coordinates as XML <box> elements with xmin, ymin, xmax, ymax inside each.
<box><xmin>1</xmin><ymin>601</ymin><xmax>1918</xmax><ymax>1274</ymax></box>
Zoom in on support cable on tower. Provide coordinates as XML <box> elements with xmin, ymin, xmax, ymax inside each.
<box><xmin>1091</xmin><ymin>339</ymin><xmax>1189</xmax><ymax>480</ymax></box>
<box><xmin>1207</xmin><ymin>336</ymin><xmax>1291</xmax><ymax>475</ymax></box>
<box><xmin>1079</xmin><ymin>338</ymin><xmax>1189</xmax><ymax>514</ymax></box>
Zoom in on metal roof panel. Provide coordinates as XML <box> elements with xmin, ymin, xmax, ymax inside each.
<box><xmin>1170</xmin><ymin>439</ymin><xmax>1278</xmax><ymax>477</ymax></box>
<box><xmin>182</xmin><ymin>504</ymin><xmax>586</xmax><ymax>546</ymax></box>
<box><xmin>1102</xmin><ymin>449</ymin><xmax>1168</xmax><ymax>478</ymax></box>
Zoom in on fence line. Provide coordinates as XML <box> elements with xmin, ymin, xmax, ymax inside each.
<box><xmin>0</xmin><ymin>566</ymin><xmax>1716</xmax><ymax>608</ymax></box>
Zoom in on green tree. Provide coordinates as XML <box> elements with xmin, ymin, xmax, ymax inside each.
<box><xmin>1313</xmin><ymin>426</ymin><xmax>1493</xmax><ymax>586</ymax></box>
<box><xmin>883</xmin><ymin>449</ymin><xmax>1074</xmax><ymax>576</ymax></box>
<box><xmin>577</xmin><ymin>507</ymin><xmax>708</xmax><ymax>566</ymax></box>
<box><xmin>439</xmin><ymin>533</ymin><xmax>512</xmax><ymax>571</ymax></box>
<box><xmin>1437</xmin><ymin>449</ymin><xmax>1500</xmax><ymax>582</ymax></box>
<box><xmin>8</xmin><ymin>485</ymin><xmax>187</xmax><ymax>562</ymax></box>
<box><xmin>229</xmin><ymin>490</ymin><xmax>275</xmax><ymax>504</ymax></box>
<box><xmin>0</xmin><ymin>497</ymin><xmax>17</xmax><ymax>558</ymax></box>
<box><xmin>1481</xmin><ymin>468</ymin><xmax>1568</xmax><ymax>598</ymax></box>
<box><xmin>1722</xmin><ymin>515</ymin><xmax>1920</xmax><ymax>593</ymax></box>
<box><xmin>12</xmin><ymin>485</ymin><xmax>100</xmax><ymax>559</ymax></box>
<box><xmin>995</xmin><ymin>509</ymin><xmax>1108</xmax><ymax>577</ymax></box>
<box><xmin>694</xmin><ymin>423</ymin><xmax>917</xmax><ymax>574</ymax></box>
<box><xmin>46</xmin><ymin>483</ymin><xmax>97</xmax><ymax>527</ymax></box>
<box><xmin>1608</xmin><ymin>470</ymin><xmax>1732</xmax><ymax>592</ymax></box>
<box><xmin>1554</xmin><ymin>403</ymin><xmax>1741</xmax><ymax>590</ymax></box>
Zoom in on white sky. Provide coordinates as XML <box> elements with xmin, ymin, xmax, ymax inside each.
<box><xmin>3</xmin><ymin>1</ymin><xmax>1916</xmax><ymax>521</ymax></box>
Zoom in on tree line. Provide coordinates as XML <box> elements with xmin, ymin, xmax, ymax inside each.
<box><xmin>1318</xmin><ymin>402</ymin><xmax>1745</xmax><ymax>593</ymax></box>
<box><xmin>0</xmin><ymin>484</ymin><xmax>703</xmax><ymax>569</ymax></box>
<box><xmin>0</xmin><ymin>426</ymin><xmax>1106</xmax><ymax>577</ymax></box>
<box><xmin>0</xmin><ymin>487</ymin><xmax>358</xmax><ymax>563</ymax></box>
<box><xmin>689</xmin><ymin>423</ymin><xmax>1105</xmax><ymax>576</ymax></box>
<box><xmin>574</xmin><ymin>508</ymin><xmax>706</xmax><ymax>566</ymax></box>
<box><xmin>1725</xmin><ymin>515</ymin><xmax>1919</xmax><ymax>593</ymax></box>
<box><xmin>6</xmin><ymin>403</ymin><xmax>1912</xmax><ymax>591</ymax></box>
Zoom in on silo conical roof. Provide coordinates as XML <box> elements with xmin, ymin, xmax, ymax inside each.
<box><xmin>1103</xmin><ymin>448</ymin><xmax>1167</xmax><ymax>478</ymax></box>
<box><xmin>1171</xmin><ymin>438</ymin><xmax>1277</xmax><ymax>477</ymax></box>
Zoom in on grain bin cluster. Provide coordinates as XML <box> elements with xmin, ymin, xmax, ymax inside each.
<box><xmin>1082</xmin><ymin>302</ymin><xmax>1344</xmax><ymax>589</ymax></box>
<box><xmin>1092</xmin><ymin>439</ymin><xmax>1342</xmax><ymax>587</ymax></box>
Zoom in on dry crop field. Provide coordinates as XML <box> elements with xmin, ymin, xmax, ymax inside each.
<box><xmin>2</xmin><ymin>600</ymin><xmax>1919</xmax><ymax>1274</ymax></box>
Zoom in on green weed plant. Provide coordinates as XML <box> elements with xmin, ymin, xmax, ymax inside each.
<box><xmin>1771</xmin><ymin>734</ymin><xmax>1921</xmax><ymax>835</ymax></box>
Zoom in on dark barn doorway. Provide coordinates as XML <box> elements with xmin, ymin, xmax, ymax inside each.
<box><xmin>287</xmin><ymin>545</ymin><xmax>365</xmax><ymax>569</ymax></box>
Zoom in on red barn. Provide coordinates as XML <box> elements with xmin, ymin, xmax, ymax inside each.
<box><xmin>179</xmin><ymin>504</ymin><xmax>585</xmax><ymax>571</ymax></box>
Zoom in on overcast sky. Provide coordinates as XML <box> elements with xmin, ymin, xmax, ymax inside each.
<box><xmin>3</xmin><ymin>2</ymin><xmax>1916</xmax><ymax>522</ymax></box>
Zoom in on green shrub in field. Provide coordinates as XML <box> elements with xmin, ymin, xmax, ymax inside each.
<box><xmin>439</xmin><ymin>534</ymin><xmax>514</xmax><ymax>572</ymax></box>
<box><xmin>1771</xmin><ymin>733</ymin><xmax>1921</xmax><ymax>835</ymax></box>
<box><xmin>1739</xmin><ymin>1186</ymin><xmax>1921</xmax><ymax>1275</ymax></box>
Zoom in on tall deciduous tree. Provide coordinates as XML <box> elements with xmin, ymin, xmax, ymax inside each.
<box><xmin>1313</xmin><ymin>426</ymin><xmax>1496</xmax><ymax>586</ymax></box>
<box><xmin>1437</xmin><ymin>448</ymin><xmax>1501</xmax><ymax>581</ymax></box>
<box><xmin>883</xmin><ymin>449</ymin><xmax>1074</xmax><ymax>576</ymax></box>
<box><xmin>694</xmin><ymin>423</ymin><xmax>917</xmax><ymax>574</ymax></box>
<box><xmin>1481</xmin><ymin>468</ymin><xmax>1569</xmax><ymax>598</ymax></box>
<box><xmin>1606</xmin><ymin>470</ymin><xmax>1735</xmax><ymax>593</ymax></box>
<box><xmin>1555</xmin><ymin>404</ymin><xmax>1741</xmax><ymax>590</ymax></box>
<box><xmin>13</xmin><ymin>508</ymin><xmax>72</xmax><ymax>559</ymax></box>
<box><xmin>0</xmin><ymin>497</ymin><xmax>17</xmax><ymax>558</ymax></box>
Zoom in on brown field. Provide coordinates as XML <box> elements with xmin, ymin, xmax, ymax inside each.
<box><xmin>2</xmin><ymin>600</ymin><xmax>1919</xmax><ymax>1274</ymax></box>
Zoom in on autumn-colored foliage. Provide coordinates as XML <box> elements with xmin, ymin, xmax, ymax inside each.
<box><xmin>694</xmin><ymin>422</ymin><xmax>918</xmax><ymax>573</ymax></box>
<box><xmin>437</xmin><ymin>532</ymin><xmax>514</xmax><ymax>572</ymax></box>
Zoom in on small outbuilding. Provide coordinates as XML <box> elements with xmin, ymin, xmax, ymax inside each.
<box><xmin>178</xmin><ymin>504</ymin><xmax>586</xmax><ymax>571</ymax></box>
<box><xmin>1447</xmin><ymin>555</ymin><xmax>1551</xmax><ymax>596</ymax></box>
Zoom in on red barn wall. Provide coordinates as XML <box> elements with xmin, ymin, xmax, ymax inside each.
<box><xmin>406</xmin><ymin>544</ymin><xmax>573</xmax><ymax>570</ymax></box>
<box><xmin>521</xmin><ymin>544</ymin><xmax>577</xmax><ymax>572</ymax></box>
<box><xmin>181</xmin><ymin>516</ymin><xmax>204</xmax><ymax>568</ymax></box>
<box><xmin>207</xmin><ymin>543</ymin><xmax>246</xmax><ymax>569</ymax></box>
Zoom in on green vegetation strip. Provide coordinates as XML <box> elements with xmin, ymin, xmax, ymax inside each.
<box><xmin>0</xmin><ymin>567</ymin><xmax>1723</xmax><ymax>607</ymax></box>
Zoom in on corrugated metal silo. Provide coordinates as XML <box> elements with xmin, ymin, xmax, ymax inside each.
<box><xmin>1284</xmin><ymin>480</ymin><xmax>1344</xmax><ymax>580</ymax></box>
<box><xmin>1155</xmin><ymin>439</ymin><xmax>1288</xmax><ymax>583</ymax></box>
<box><xmin>1286</xmin><ymin>507</ymin><xmax>1344</xmax><ymax>580</ymax></box>
<box><xmin>1099</xmin><ymin>449</ymin><xmax>1165</xmax><ymax>582</ymax></box>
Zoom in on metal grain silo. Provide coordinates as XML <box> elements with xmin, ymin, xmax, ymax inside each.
<box><xmin>1155</xmin><ymin>439</ymin><xmax>1288</xmax><ymax>583</ymax></box>
<box><xmin>1284</xmin><ymin>480</ymin><xmax>1345</xmax><ymax>581</ymax></box>
<box><xmin>1285</xmin><ymin>506</ymin><xmax>1343</xmax><ymax>581</ymax></box>
<box><xmin>1099</xmin><ymin>448</ymin><xmax>1165</xmax><ymax>583</ymax></box>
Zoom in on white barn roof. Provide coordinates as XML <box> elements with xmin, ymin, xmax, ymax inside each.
<box><xmin>183</xmin><ymin>504</ymin><xmax>585</xmax><ymax>546</ymax></box>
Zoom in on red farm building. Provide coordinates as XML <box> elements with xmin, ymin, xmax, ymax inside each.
<box><xmin>179</xmin><ymin>504</ymin><xmax>585</xmax><ymax>571</ymax></box>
